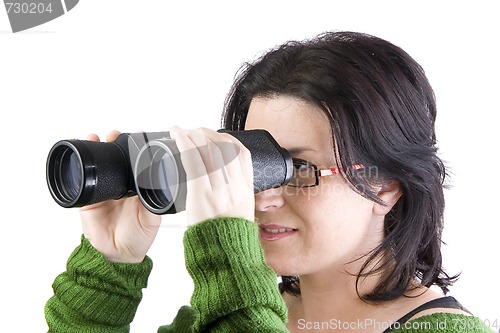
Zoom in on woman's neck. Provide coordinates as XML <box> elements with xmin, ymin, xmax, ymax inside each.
<box><xmin>298</xmin><ymin>266</ymin><xmax>382</xmax><ymax>323</ymax></box>
<box><xmin>285</xmin><ymin>267</ymin><xmax>443</xmax><ymax>333</ymax></box>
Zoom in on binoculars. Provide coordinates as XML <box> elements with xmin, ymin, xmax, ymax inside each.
<box><xmin>46</xmin><ymin>130</ymin><xmax>293</xmax><ymax>214</ymax></box>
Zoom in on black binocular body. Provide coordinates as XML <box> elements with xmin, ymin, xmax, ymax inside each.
<box><xmin>46</xmin><ymin>130</ymin><xmax>293</xmax><ymax>215</ymax></box>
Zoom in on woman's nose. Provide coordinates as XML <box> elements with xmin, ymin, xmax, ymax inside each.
<box><xmin>255</xmin><ymin>187</ymin><xmax>285</xmax><ymax>212</ymax></box>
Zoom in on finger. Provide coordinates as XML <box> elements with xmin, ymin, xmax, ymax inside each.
<box><xmin>172</xmin><ymin>128</ymin><xmax>255</xmax><ymax>224</ymax></box>
<box><xmin>86</xmin><ymin>133</ymin><xmax>100</xmax><ymax>141</ymax></box>
<box><xmin>186</xmin><ymin>128</ymin><xmax>235</xmax><ymax>188</ymax></box>
<box><xmin>173</xmin><ymin>128</ymin><xmax>212</xmax><ymax>185</ymax></box>
<box><xmin>207</xmin><ymin>131</ymin><xmax>240</xmax><ymax>167</ymax></box>
<box><xmin>224</xmin><ymin>139</ymin><xmax>254</xmax><ymax>189</ymax></box>
<box><xmin>173</xmin><ymin>128</ymin><xmax>251</xmax><ymax>187</ymax></box>
<box><xmin>208</xmin><ymin>131</ymin><xmax>253</xmax><ymax>190</ymax></box>
<box><xmin>169</xmin><ymin>125</ymin><xmax>182</xmax><ymax>141</ymax></box>
<box><xmin>198</xmin><ymin>131</ymin><xmax>255</xmax><ymax>221</ymax></box>
<box><xmin>210</xmin><ymin>135</ymin><xmax>250</xmax><ymax>188</ymax></box>
<box><xmin>106</xmin><ymin>130</ymin><xmax>121</xmax><ymax>142</ymax></box>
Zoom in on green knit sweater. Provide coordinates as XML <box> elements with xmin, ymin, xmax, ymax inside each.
<box><xmin>45</xmin><ymin>218</ymin><xmax>493</xmax><ymax>332</ymax></box>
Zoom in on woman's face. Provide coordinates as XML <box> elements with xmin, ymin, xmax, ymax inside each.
<box><xmin>245</xmin><ymin>95</ymin><xmax>384</xmax><ymax>277</ymax></box>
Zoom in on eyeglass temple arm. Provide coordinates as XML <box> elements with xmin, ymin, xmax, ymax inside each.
<box><xmin>318</xmin><ymin>164</ymin><xmax>364</xmax><ymax>177</ymax></box>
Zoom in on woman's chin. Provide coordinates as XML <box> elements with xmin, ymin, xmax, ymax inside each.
<box><xmin>264</xmin><ymin>254</ymin><xmax>299</xmax><ymax>276</ymax></box>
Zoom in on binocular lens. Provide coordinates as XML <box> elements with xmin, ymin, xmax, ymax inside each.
<box><xmin>61</xmin><ymin>149</ymin><xmax>83</xmax><ymax>200</ymax></box>
<box><xmin>151</xmin><ymin>151</ymin><xmax>175</xmax><ymax>208</ymax></box>
<box><xmin>47</xmin><ymin>144</ymin><xmax>84</xmax><ymax>206</ymax></box>
<box><xmin>135</xmin><ymin>141</ymin><xmax>185</xmax><ymax>214</ymax></box>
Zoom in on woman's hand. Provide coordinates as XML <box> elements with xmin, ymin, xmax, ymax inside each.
<box><xmin>170</xmin><ymin>127</ymin><xmax>255</xmax><ymax>226</ymax></box>
<box><xmin>79</xmin><ymin>131</ymin><xmax>162</xmax><ymax>263</ymax></box>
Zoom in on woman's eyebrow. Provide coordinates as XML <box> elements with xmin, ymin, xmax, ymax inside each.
<box><xmin>285</xmin><ymin>147</ymin><xmax>317</xmax><ymax>155</ymax></box>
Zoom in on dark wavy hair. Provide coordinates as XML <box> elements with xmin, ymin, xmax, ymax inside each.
<box><xmin>221</xmin><ymin>31</ymin><xmax>458</xmax><ymax>302</ymax></box>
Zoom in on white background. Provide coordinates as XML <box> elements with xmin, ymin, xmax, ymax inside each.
<box><xmin>1</xmin><ymin>1</ymin><xmax>498</xmax><ymax>331</ymax></box>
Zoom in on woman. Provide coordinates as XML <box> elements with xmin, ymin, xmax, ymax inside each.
<box><xmin>45</xmin><ymin>31</ymin><xmax>492</xmax><ymax>332</ymax></box>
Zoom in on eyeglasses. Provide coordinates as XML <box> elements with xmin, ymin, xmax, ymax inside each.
<box><xmin>286</xmin><ymin>158</ymin><xmax>364</xmax><ymax>188</ymax></box>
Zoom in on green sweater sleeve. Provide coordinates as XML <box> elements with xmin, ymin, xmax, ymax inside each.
<box><xmin>166</xmin><ymin>217</ymin><xmax>289</xmax><ymax>333</ymax></box>
<box><xmin>45</xmin><ymin>220</ymin><xmax>493</xmax><ymax>333</ymax></box>
<box><xmin>44</xmin><ymin>235</ymin><xmax>153</xmax><ymax>333</ymax></box>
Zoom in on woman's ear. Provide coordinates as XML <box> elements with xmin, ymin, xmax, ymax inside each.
<box><xmin>373</xmin><ymin>181</ymin><xmax>402</xmax><ymax>216</ymax></box>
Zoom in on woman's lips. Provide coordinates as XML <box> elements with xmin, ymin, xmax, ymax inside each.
<box><xmin>259</xmin><ymin>224</ymin><xmax>298</xmax><ymax>241</ymax></box>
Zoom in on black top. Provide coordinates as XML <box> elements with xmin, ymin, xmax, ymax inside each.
<box><xmin>382</xmin><ymin>296</ymin><xmax>471</xmax><ymax>332</ymax></box>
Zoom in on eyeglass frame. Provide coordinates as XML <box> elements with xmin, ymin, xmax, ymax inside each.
<box><xmin>286</xmin><ymin>158</ymin><xmax>365</xmax><ymax>188</ymax></box>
